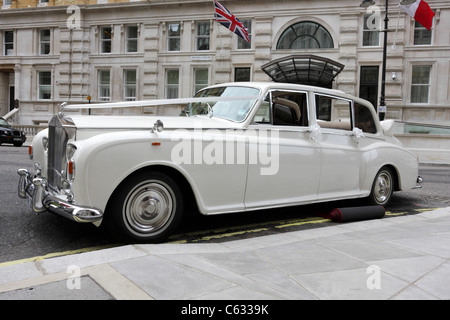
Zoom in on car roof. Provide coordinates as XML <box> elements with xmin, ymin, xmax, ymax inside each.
<box><xmin>205</xmin><ymin>81</ymin><xmax>346</xmax><ymax>96</ymax></box>
<box><xmin>204</xmin><ymin>82</ymin><xmax>373</xmax><ymax>108</ymax></box>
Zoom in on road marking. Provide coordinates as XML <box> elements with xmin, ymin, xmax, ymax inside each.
<box><xmin>0</xmin><ymin>244</ymin><xmax>118</xmax><ymax>268</ymax></box>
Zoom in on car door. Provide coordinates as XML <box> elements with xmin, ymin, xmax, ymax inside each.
<box><xmin>244</xmin><ymin>90</ymin><xmax>321</xmax><ymax>209</ymax></box>
<box><xmin>314</xmin><ymin>93</ymin><xmax>363</xmax><ymax>200</ymax></box>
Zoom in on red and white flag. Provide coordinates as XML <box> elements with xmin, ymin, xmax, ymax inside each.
<box><xmin>401</xmin><ymin>0</ymin><xmax>435</xmax><ymax>31</ymax></box>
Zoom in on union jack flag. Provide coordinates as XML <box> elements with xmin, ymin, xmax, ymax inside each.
<box><xmin>214</xmin><ymin>0</ymin><xmax>250</xmax><ymax>43</ymax></box>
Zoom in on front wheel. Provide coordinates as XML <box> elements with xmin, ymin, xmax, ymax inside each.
<box><xmin>368</xmin><ymin>167</ymin><xmax>394</xmax><ymax>206</ymax></box>
<box><xmin>106</xmin><ymin>171</ymin><xmax>183</xmax><ymax>243</ymax></box>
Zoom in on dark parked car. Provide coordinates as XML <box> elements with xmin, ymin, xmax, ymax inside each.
<box><xmin>0</xmin><ymin>117</ymin><xmax>26</xmax><ymax>147</ymax></box>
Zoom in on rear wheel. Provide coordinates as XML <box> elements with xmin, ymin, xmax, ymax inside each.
<box><xmin>106</xmin><ymin>171</ymin><xmax>183</xmax><ymax>243</ymax></box>
<box><xmin>368</xmin><ymin>167</ymin><xmax>394</xmax><ymax>206</ymax></box>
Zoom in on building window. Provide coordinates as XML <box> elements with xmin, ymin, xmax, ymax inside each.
<box><xmin>98</xmin><ymin>70</ymin><xmax>111</xmax><ymax>101</ymax></box>
<box><xmin>38</xmin><ymin>71</ymin><xmax>51</xmax><ymax>100</ymax></box>
<box><xmin>413</xmin><ymin>21</ymin><xmax>432</xmax><ymax>45</ymax></box>
<box><xmin>194</xmin><ymin>68</ymin><xmax>208</xmax><ymax>94</ymax></box>
<box><xmin>237</xmin><ymin>20</ymin><xmax>252</xmax><ymax>49</ymax></box>
<box><xmin>124</xmin><ymin>69</ymin><xmax>137</xmax><ymax>101</ymax></box>
<box><xmin>39</xmin><ymin>29</ymin><xmax>51</xmax><ymax>55</ymax></box>
<box><xmin>362</xmin><ymin>14</ymin><xmax>380</xmax><ymax>47</ymax></box>
<box><xmin>4</xmin><ymin>30</ymin><xmax>13</xmax><ymax>55</ymax></box>
<box><xmin>125</xmin><ymin>25</ymin><xmax>138</xmax><ymax>53</ymax></box>
<box><xmin>234</xmin><ymin>67</ymin><xmax>251</xmax><ymax>82</ymax></box>
<box><xmin>3</xmin><ymin>0</ymin><xmax>12</xmax><ymax>6</ymax></box>
<box><xmin>166</xmin><ymin>69</ymin><xmax>179</xmax><ymax>99</ymax></box>
<box><xmin>167</xmin><ymin>22</ymin><xmax>181</xmax><ymax>51</ymax></box>
<box><xmin>196</xmin><ymin>21</ymin><xmax>210</xmax><ymax>51</ymax></box>
<box><xmin>277</xmin><ymin>21</ymin><xmax>334</xmax><ymax>49</ymax></box>
<box><xmin>411</xmin><ymin>65</ymin><xmax>431</xmax><ymax>103</ymax></box>
<box><xmin>100</xmin><ymin>26</ymin><xmax>112</xmax><ymax>53</ymax></box>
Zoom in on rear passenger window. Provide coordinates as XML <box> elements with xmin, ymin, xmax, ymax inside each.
<box><xmin>354</xmin><ymin>102</ymin><xmax>377</xmax><ymax>134</ymax></box>
<box><xmin>315</xmin><ymin>94</ymin><xmax>352</xmax><ymax>131</ymax></box>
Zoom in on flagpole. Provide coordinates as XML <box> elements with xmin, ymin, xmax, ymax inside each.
<box><xmin>213</xmin><ymin>0</ymin><xmax>224</xmax><ymax>54</ymax></box>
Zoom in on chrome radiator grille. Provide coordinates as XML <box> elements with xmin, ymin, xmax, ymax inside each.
<box><xmin>47</xmin><ymin>115</ymin><xmax>76</xmax><ymax>191</ymax></box>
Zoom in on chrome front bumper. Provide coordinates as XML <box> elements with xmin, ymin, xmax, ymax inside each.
<box><xmin>18</xmin><ymin>169</ymin><xmax>104</xmax><ymax>223</ymax></box>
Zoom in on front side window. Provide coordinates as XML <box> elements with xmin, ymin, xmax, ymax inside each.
<box><xmin>124</xmin><ymin>69</ymin><xmax>137</xmax><ymax>101</ymax></box>
<box><xmin>38</xmin><ymin>71</ymin><xmax>51</xmax><ymax>100</ymax></box>
<box><xmin>196</xmin><ymin>21</ymin><xmax>210</xmax><ymax>51</ymax></box>
<box><xmin>277</xmin><ymin>21</ymin><xmax>333</xmax><ymax>49</ymax></box>
<box><xmin>166</xmin><ymin>69</ymin><xmax>179</xmax><ymax>99</ymax></box>
<box><xmin>98</xmin><ymin>70</ymin><xmax>111</xmax><ymax>101</ymax></box>
<box><xmin>40</xmin><ymin>29</ymin><xmax>51</xmax><ymax>55</ymax></box>
<box><xmin>411</xmin><ymin>65</ymin><xmax>431</xmax><ymax>103</ymax></box>
<box><xmin>4</xmin><ymin>30</ymin><xmax>13</xmax><ymax>55</ymax></box>
<box><xmin>100</xmin><ymin>26</ymin><xmax>112</xmax><ymax>53</ymax></box>
<box><xmin>126</xmin><ymin>25</ymin><xmax>138</xmax><ymax>53</ymax></box>
<box><xmin>167</xmin><ymin>22</ymin><xmax>181</xmax><ymax>51</ymax></box>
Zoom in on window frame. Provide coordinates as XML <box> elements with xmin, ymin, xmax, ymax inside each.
<box><xmin>193</xmin><ymin>68</ymin><xmax>209</xmax><ymax>95</ymax></box>
<box><xmin>4</xmin><ymin>30</ymin><xmax>14</xmax><ymax>56</ymax></box>
<box><xmin>196</xmin><ymin>21</ymin><xmax>210</xmax><ymax>51</ymax></box>
<box><xmin>167</xmin><ymin>22</ymin><xmax>181</xmax><ymax>52</ymax></box>
<box><xmin>38</xmin><ymin>70</ymin><xmax>52</xmax><ymax>100</ymax></box>
<box><xmin>410</xmin><ymin>65</ymin><xmax>432</xmax><ymax>104</ymax></box>
<box><xmin>362</xmin><ymin>13</ymin><xmax>380</xmax><ymax>47</ymax></box>
<box><xmin>100</xmin><ymin>26</ymin><xmax>112</xmax><ymax>54</ymax></box>
<box><xmin>98</xmin><ymin>69</ymin><xmax>111</xmax><ymax>102</ymax></box>
<box><xmin>165</xmin><ymin>68</ymin><xmax>180</xmax><ymax>99</ymax></box>
<box><xmin>276</xmin><ymin>21</ymin><xmax>334</xmax><ymax>50</ymax></box>
<box><xmin>237</xmin><ymin>19</ymin><xmax>252</xmax><ymax>50</ymax></box>
<box><xmin>123</xmin><ymin>69</ymin><xmax>137</xmax><ymax>101</ymax></box>
<box><xmin>125</xmin><ymin>25</ymin><xmax>138</xmax><ymax>53</ymax></box>
<box><xmin>39</xmin><ymin>29</ymin><xmax>51</xmax><ymax>55</ymax></box>
<box><xmin>413</xmin><ymin>20</ymin><xmax>433</xmax><ymax>46</ymax></box>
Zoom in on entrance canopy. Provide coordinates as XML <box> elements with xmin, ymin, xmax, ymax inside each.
<box><xmin>261</xmin><ymin>55</ymin><xmax>344</xmax><ymax>89</ymax></box>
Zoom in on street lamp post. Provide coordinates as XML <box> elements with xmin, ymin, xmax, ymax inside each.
<box><xmin>360</xmin><ymin>0</ymin><xmax>416</xmax><ymax>120</ymax></box>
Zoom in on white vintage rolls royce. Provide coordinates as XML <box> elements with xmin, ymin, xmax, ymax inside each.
<box><xmin>18</xmin><ymin>82</ymin><xmax>422</xmax><ymax>242</ymax></box>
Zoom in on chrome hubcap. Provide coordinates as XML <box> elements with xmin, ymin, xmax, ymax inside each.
<box><xmin>125</xmin><ymin>181</ymin><xmax>174</xmax><ymax>235</ymax></box>
<box><xmin>374</xmin><ymin>171</ymin><xmax>392</xmax><ymax>204</ymax></box>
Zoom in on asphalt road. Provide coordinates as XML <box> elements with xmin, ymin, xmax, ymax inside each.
<box><xmin>1</xmin><ymin>145</ymin><xmax>449</xmax><ymax>264</ymax></box>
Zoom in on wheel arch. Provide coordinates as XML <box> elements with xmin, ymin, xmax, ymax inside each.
<box><xmin>383</xmin><ymin>164</ymin><xmax>400</xmax><ymax>191</ymax></box>
<box><xmin>105</xmin><ymin>164</ymin><xmax>200</xmax><ymax>217</ymax></box>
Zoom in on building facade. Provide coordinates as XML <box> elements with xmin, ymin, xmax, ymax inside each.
<box><xmin>0</xmin><ymin>0</ymin><xmax>449</xmax><ymax>126</ymax></box>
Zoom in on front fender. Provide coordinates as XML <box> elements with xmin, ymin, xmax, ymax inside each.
<box><xmin>71</xmin><ymin>130</ymin><xmax>201</xmax><ymax>214</ymax></box>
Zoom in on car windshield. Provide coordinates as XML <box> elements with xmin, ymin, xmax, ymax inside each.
<box><xmin>0</xmin><ymin>118</ymin><xmax>10</xmax><ymax>127</ymax></box>
<box><xmin>185</xmin><ymin>86</ymin><xmax>260</xmax><ymax>122</ymax></box>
